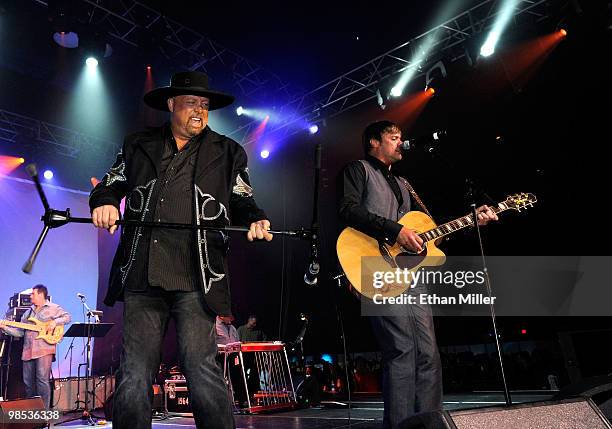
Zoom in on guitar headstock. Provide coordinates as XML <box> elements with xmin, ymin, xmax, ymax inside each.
<box><xmin>504</xmin><ymin>193</ymin><xmax>537</xmax><ymax>212</ymax></box>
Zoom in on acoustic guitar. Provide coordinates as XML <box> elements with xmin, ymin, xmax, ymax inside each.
<box><xmin>336</xmin><ymin>193</ymin><xmax>537</xmax><ymax>299</ymax></box>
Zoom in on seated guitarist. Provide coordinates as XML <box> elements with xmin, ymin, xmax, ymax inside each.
<box><xmin>337</xmin><ymin>120</ymin><xmax>497</xmax><ymax>428</ymax></box>
<box><xmin>0</xmin><ymin>284</ymin><xmax>71</xmax><ymax>409</ymax></box>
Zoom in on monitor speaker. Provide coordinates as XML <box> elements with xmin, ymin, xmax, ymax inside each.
<box><xmin>554</xmin><ymin>374</ymin><xmax>612</xmax><ymax>422</ymax></box>
<box><xmin>403</xmin><ymin>397</ymin><xmax>612</xmax><ymax>429</ymax></box>
<box><xmin>0</xmin><ymin>397</ymin><xmax>46</xmax><ymax>429</ymax></box>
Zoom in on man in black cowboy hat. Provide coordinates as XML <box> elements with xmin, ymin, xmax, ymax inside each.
<box><xmin>90</xmin><ymin>71</ymin><xmax>272</xmax><ymax>428</ymax></box>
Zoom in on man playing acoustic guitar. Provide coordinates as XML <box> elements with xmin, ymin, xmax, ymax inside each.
<box><xmin>337</xmin><ymin>120</ymin><xmax>497</xmax><ymax>428</ymax></box>
<box><xmin>0</xmin><ymin>284</ymin><xmax>71</xmax><ymax>409</ymax></box>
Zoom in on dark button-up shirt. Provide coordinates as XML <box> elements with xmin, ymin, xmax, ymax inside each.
<box><xmin>338</xmin><ymin>155</ymin><xmax>409</xmax><ymax>243</ymax></box>
<box><xmin>237</xmin><ymin>325</ymin><xmax>267</xmax><ymax>342</ymax></box>
<box><xmin>147</xmin><ymin>126</ymin><xmax>201</xmax><ymax>292</ymax></box>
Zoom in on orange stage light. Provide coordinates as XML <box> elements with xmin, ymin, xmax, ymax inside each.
<box><xmin>0</xmin><ymin>156</ymin><xmax>26</xmax><ymax>175</ymax></box>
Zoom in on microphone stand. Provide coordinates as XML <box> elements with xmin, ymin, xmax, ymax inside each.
<box><xmin>422</xmin><ymin>140</ymin><xmax>512</xmax><ymax>406</ymax></box>
<box><xmin>76</xmin><ymin>295</ymin><xmax>99</xmax><ymax>425</ymax></box>
<box><xmin>64</xmin><ymin>337</ymin><xmax>76</xmax><ymax>379</ymax></box>
<box><xmin>304</xmin><ymin>144</ymin><xmax>321</xmax><ymax>285</ymax></box>
<box><xmin>20</xmin><ymin>163</ymin><xmax>315</xmax><ymax>274</ymax></box>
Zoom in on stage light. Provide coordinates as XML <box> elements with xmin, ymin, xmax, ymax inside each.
<box><xmin>86</xmin><ymin>57</ymin><xmax>98</xmax><ymax>68</ymax></box>
<box><xmin>375</xmin><ymin>88</ymin><xmax>387</xmax><ymax>110</ymax></box>
<box><xmin>0</xmin><ymin>156</ymin><xmax>25</xmax><ymax>175</ymax></box>
<box><xmin>309</xmin><ymin>125</ymin><xmax>319</xmax><ymax>135</ymax></box>
<box><xmin>521</xmin><ymin>329</ymin><xmax>527</xmax><ymax>335</ymax></box>
<box><xmin>260</xmin><ymin>150</ymin><xmax>270</xmax><ymax>159</ymax></box>
<box><xmin>559</xmin><ymin>28</ymin><xmax>567</xmax><ymax>37</ymax></box>
<box><xmin>236</xmin><ymin>106</ymin><xmax>244</xmax><ymax>116</ymax></box>
<box><xmin>479</xmin><ymin>0</ymin><xmax>519</xmax><ymax>58</ymax></box>
<box><xmin>53</xmin><ymin>31</ymin><xmax>79</xmax><ymax>49</ymax></box>
<box><xmin>432</xmin><ymin>130</ymin><xmax>446</xmax><ymax>140</ymax></box>
<box><xmin>49</xmin><ymin>0</ymin><xmax>79</xmax><ymax>48</ymax></box>
<box><xmin>390</xmin><ymin>85</ymin><xmax>403</xmax><ymax>97</ymax></box>
<box><xmin>146</xmin><ymin>65</ymin><xmax>152</xmax><ymax>71</ymax></box>
<box><xmin>480</xmin><ymin>40</ymin><xmax>496</xmax><ymax>57</ymax></box>
<box><xmin>321</xmin><ymin>354</ymin><xmax>333</xmax><ymax>364</ymax></box>
<box><xmin>425</xmin><ymin>60</ymin><xmax>447</xmax><ymax>91</ymax></box>
<box><xmin>43</xmin><ymin>170</ymin><xmax>54</xmax><ymax>180</ymax></box>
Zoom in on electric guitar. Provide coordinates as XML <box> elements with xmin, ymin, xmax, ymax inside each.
<box><xmin>0</xmin><ymin>317</ymin><xmax>64</xmax><ymax>344</ymax></box>
<box><xmin>336</xmin><ymin>193</ymin><xmax>537</xmax><ymax>299</ymax></box>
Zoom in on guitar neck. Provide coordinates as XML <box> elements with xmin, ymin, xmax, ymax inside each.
<box><xmin>0</xmin><ymin>320</ymin><xmax>40</xmax><ymax>332</ymax></box>
<box><xmin>419</xmin><ymin>203</ymin><xmax>508</xmax><ymax>242</ymax></box>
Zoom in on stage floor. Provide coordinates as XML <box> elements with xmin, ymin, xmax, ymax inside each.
<box><xmin>52</xmin><ymin>392</ymin><xmax>555</xmax><ymax>428</ymax></box>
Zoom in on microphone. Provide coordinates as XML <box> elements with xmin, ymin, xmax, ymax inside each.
<box><xmin>304</xmin><ymin>260</ymin><xmax>320</xmax><ymax>286</ymax></box>
<box><xmin>401</xmin><ymin>130</ymin><xmax>447</xmax><ymax>151</ymax></box>
<box><xmin>25</xmin><ymin>163</ymin><xmax>38</xmax><ymax>178</ymax></box>
<box><xmin>77</xmin><ymin>293</ymin><xmax>86</xmax><ymax>301</ymax></box>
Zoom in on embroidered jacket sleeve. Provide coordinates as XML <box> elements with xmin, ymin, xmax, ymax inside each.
<box><xmin>89</xmin><ymin>139</ymin><xmax>129</xmax><ymax>211</ymax></box>
<box><xmin>229</xmin><ymin>145</ymin><xmax>267</xmax><ymax>226</ymax></box>
<box><xmin>338</xmin><ymin>161</ymin><xmax>403</xmax><ymax>244</ymax></box>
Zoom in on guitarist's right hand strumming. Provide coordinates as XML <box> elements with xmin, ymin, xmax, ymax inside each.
<box><xmin>396</xmin><ymin>227</ymin><xmax>424</xmax><ymax>253</ymax></box>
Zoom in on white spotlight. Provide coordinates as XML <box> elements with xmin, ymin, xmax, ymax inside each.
<box><xmin>86</xmin><ymin>57</ymin><xmax>98</xmax><ymax>68</ymax></box>
<box><xmin>480</xmin><ymin>39</ymin><xmax>496</xmax><ymax>57</ymax></box>
<box><xmin>43</xmin><ymin>170</ymin><xmax>54</xmax><ymax>180</ymax></box>
<box><xmin>309</xmin><ymin>125</ymin><xmax>319</xmax><ymax>135</ymax></box>
<box><xmin>390</xmin><ymin>86</ymin><xmax>403</xmax><ymax>97</ymax></box>
<box><xmin>236</xmin><ymin>106</ymin><xmax>244</xmax><ymax>116</ymax></box>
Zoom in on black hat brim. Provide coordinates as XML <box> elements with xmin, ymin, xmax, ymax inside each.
<box><xmin>144</xmin><ymin>87</ymin><xmax>235</xmax><ymax>111</ymax></box>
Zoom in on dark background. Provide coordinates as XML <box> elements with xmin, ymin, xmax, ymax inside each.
<box><xmin>1</xmin><ymin>0</ymin><xmax>611</xmax><ymax>390</ymax></box>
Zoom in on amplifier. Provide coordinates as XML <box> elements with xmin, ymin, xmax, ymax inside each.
<box><xmin>164</xmin><ymin>379</ymin><xmax>192</xmax><ymax>416</ymax></box>
<box><xmin>8</xmin><ymin>292</ymin><xmax>52</xmax><ymax>309</ymax></box>
<box><xmin>52</xmin><ymin>375</ymin><xmax>115</xmax><ymax>411</ymax></box>
<box><xmin>4</xmin><ymin>307</ymin><xmax>29</xmax><ymax>322</ymax></box>
<box><xmin>9</xmin><ymin>293</ymin><xmax>31</xmax><ymax>309</ymax></box>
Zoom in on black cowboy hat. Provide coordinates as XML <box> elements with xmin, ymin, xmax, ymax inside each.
<box><xmin>144</xmin><ymin>71</ymin><xmax>234</xmax><ymax>111</ymax></box>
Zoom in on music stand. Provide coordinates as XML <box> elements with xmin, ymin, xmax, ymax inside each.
<box><xmin>64</xmin><ymin>323</ymin><xmax>113</xmax><ymax>425</ymax></box>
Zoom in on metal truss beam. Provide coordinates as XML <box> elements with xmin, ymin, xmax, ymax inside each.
<box><xmin>0</xmin><ymin>109</ymin><xmax>119</xmax><ymax>159</ymax></box>
<box><xmin>229</xmin><ymin>0</ymin><xmax>552</xmax><ymax>146</ymax></box>
<box><xmin>33</xmin><ymin>0</ymin><xmax>297</xmax><ymax>103</ymax></box>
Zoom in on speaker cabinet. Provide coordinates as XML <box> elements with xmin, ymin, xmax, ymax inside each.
<box><xmin>51</xmin><ymin>375</ymin><xmax>114</xmax><ymax>411</ymax></box>
<box><xmin>403</xmin><ymin>397</ymin><xmax>612</xmax><ymax>429</ymax></box>
<box><xmin>0</xmin><ymin>397</ymin><xmax>46</xmax><ymax>429</ymax></box>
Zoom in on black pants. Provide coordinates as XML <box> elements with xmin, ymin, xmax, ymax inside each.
<box><xmin>370</xmin><ymin>295</ymin><xmax>443</xmax><ymax>429</ymax></box>
<box><xmin>112</xmin><ymin>290</ymin><xmax>234</xmax><ymax>429</ymax></box>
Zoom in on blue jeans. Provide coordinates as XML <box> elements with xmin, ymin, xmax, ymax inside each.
<box><xmin>369</xmin><ymin>295</ymin><xmax>443</xmax><ymax>429</ymax></box>
<box><xmin>22</xmin><ymin>354</ymin><xmax>53</xmax><ymax>409</ymax></box>
<box><xmin>113</xmin><ymin>289</ymin><xmax>234</xmax><ymax>429</ymax></box>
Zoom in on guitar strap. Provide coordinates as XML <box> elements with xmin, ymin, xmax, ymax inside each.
<box><xmin>398</xmin><ymin>178</ymin><xmax>434</xmax><ymax>219</ymax></box>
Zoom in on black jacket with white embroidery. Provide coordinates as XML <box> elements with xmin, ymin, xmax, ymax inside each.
<box><xmin>89</xmin><ymin>125</ymin><xmax>266</xmax><ymax>316</ymax></box>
